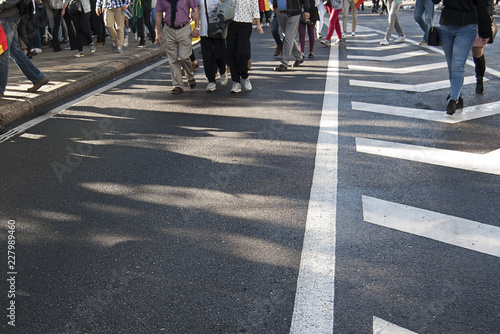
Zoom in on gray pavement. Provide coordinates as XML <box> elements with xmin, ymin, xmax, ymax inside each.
<box><xmin>0</xmin><ymin>39</ymin><xmax>164</xmax><ymax>130</ymax></box>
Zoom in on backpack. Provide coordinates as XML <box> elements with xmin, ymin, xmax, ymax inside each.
<box><xmin>331</xmin><ymin>0</ymin><xmax>342</xmax><ymax>9</ymax></box>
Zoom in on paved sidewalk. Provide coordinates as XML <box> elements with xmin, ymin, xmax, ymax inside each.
<box><xmin>0</xmin><ymin>40</ymin><xmax>164</xmax><ymax>130</ymax></box>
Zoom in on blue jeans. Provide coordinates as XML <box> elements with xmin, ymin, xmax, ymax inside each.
<box><xmin>414</xmin><ymin>0</ymin><xmax>434</xmax><ymax>41</ymax></box>
<box><xmin>0</xmin><ymin>13</ymin><xmax>45</xmax><ymax>94</ymax></box>
<box><xmin>271</xmin><ymin>15</ymin><xmax>282</xmax><ymax>46</ymax></box>
<box><xmin>439</xmin><ymin>24</ymin><xmax>476</xmax><ymax>101</ymax></box>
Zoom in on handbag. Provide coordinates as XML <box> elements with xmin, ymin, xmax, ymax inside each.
<box><xmin>205</xmin><ymin>0</ymin><xmax>230</xmax><ymax>39</ymax></box>
<box><xmin>490</xmin><ymin>17</ymin><xmax>497</xmax><ymax>44</ymax></box>
<box><xmin>427</xmin><ymin>6</ymin><xmax>441</xmax><ymax>46</ymax></box>
<box><xmin>428</xmin><ymin>26</ymin><xmax>441</xmax><ymax>46</ymax></box>
<box><xmin>67</xmin><ymin>0</ymin><xmax>82</xmax><ymax>16</ymax></box>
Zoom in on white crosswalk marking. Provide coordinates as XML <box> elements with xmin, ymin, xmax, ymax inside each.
<box><xmin>351</xmin><ymin>101</ymin><xmax>500</xmax><ymax>123</ymax></box>
<box><xmin>362</xmin><ymin>196</ymin><xmax>500</xmax><ymax>258</ymax></box>
<box><xmin>349</xmin><ymin>76</ymin><xmax>477</xmax><ymax>92</ymax></box>
<box><xmin>347</xmin><ymin>51</ymin><xmax>428</xmax><ymax>61</ymax></box>
<box><xmin>348</xmin><ymin>62</ymin><xmax>447</xmax><ymax>73</ymax></box>
<box><xmin>373</xmin><ymin>317</ymin><xmax>418</xmax><ymax>334</ymax></box>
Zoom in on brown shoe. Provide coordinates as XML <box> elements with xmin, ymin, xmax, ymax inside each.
<box><xmin>192</xmin><ymin>60</ymin><xmax>200</xmax><ymax>71</ymax></box>
<box><xmin>27</xmin><ymin>76</ymin><xmax>49</xmax><ymax>93</ymax></box>
<box><xmin>274</xmin><ymin>44</ymin><xmax>283</xmax><ymax>57</ymax></box>
<box><xmin>171</xmin><ymin>87</ymin><xmax>184</xmax><ymax>94</ymax></box>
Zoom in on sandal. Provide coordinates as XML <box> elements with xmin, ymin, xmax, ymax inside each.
<box><xmin>171</xmin><ymin>87</ymin><xmax>184</xmax><ymax>94</ymax></box>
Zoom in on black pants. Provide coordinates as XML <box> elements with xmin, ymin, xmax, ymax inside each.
<box><xmin>137</xmin><ymin>8</ymin><xmax>155</xmax><ymax>43</ymax></box>
<box><xmin>63</xmin><ymin>12</ymin><xmax>78</xmax><ymax>50</ymax></box>
<box><xmin>70</xmin><ymin>11</ymin><xmax>92</xmax><ymax>52</ymax></box>
<box><xmin>226</xmin><ymin>21</ymin><xmax>252</xmax><ymax>83</ymax></box>
<box><xmin>200</xmin><ymin>36</ymin><xmax>226</xmax><ymax>83</ymax></box>
<box><xmin>52</xmin><ymin>9</ymin><xmax>63</xmax><ymax>51</ymax></box>
<box><xmin>90</xmin><ymin>0</ymin><xmax>106</xmax><ymax>43</ymax></box>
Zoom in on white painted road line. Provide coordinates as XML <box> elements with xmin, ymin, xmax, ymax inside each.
<box><xmin>348</xmin><ymin>62</ymin><xmax>447</xmax><ymax>74</ymax></box>
<box><xmin>289</xmin><ymin>36</ymin><xmax>338</xmax><ymax>334</ymax></box>
<box><xmin>346</xmin><ymin>44</ymin><xmax>409</xmax><ymax>51</ymax></box>
<box><xmin>347</xmin><ymin>51</ymin><xmax>428</xmax><ymax>61</ymax></box>
<box><xmin>0</xmin><ymin>58</ymin><xmax>169</xmax><ymax>144</ymax></box>
<box><xmin>356</xmin><ymin>137</ymin><xmax>500</xmax><ymax>176</ymax></box>
<box><xmin>362</xmin><ymin>196</ymin><xmax>500</xmax><ymax>258</ymax></box>
<box><xmin>373</xmin><ymin>316</ymin><xmax>418</xmax><ymax>334</ymax></box>
<box><xmin>351</xmin><ymin>101</ymin><xmax>500</xmax><ymax>123</ymax></box>
<box><xmin>349</xmin><ymin>76</ymin><xmax>477</xmax><ymax>92</ymax></box>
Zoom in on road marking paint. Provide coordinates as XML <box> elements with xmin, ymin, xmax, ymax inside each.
<box><xmin>348</xmin><ymin>51</ymin><xmax>428</xmax><ymax>61</ymax></box>
<box><xmin>356</xmin><ymin>137</ymin><xmax>500</xmax><ymax>175</ymax></box>
<box><xmin>362</xmin><ymin>196</ymin><xmax>500</xmax><ymax>258</ymax></box>
<box><xmin>290</xmin><ymin>34</ymin><xmax>338</xmax><ymax>334</ymax></box>
<box><xmin>349</xmin><ymin>76</ymin><xmax>477</xmax><ymax>92</ymax></box>
<box><xmin>348</xmin><ymin>62</ymin><xmax>447</xmax><ymax>73</ymax></box>
<box><xmin>346</xmin><ymin>44</ymin><xmax>409</xmax><ymax>51</ymax></box>
<box><xmin>351</xmin><ymin>101</ymin><xmax>500</xmax><ymax>123</ymax></box>
<box><xmin>0</xmin><ymin>58</ymin><xmax>169</xmax><ymax>144</ymax></box>
<box><xmin>373</xmin><ymin>316</ymin><xmax>418</xmax><ymax>334</ymax></box>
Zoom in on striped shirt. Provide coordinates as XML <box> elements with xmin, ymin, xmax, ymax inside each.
<box><xmin>96</xmin><ymin>0</ymin><xmax>128</xmax><ymax>10</ymax></box>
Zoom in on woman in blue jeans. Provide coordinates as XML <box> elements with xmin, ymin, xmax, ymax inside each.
<box><xmin>432</xmin><ymin>0</ymin><xmax>491</xmax><ymax>115</ymax></box>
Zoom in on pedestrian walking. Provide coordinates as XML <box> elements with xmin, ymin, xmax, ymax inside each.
<box><xmin>414</xmin><ymin>0</ymin><xmax>434</xmax><ymax>45</ymax></box>
<box><xmin>273</xmin><ymin>0</ymin><xmax>309</xmax><ymax>71</ymax></box>
<box><xmin>472</xmin><ymin>0</ymin><xmax>495</xmax><ymax>94</ymax></box>
<box><xmin>320</xmin><ymin>0</ymin><xmax>343</xmax><ymax>47</ymax></box>
<box><xmin>298</xmin><ymin>0</ymin><xmax>319</xmax><ymax>57</ymax></box>
<box><xmin>380</xmin><ymin>0</ymin><xmax>405</xmax><ymax>45</ymax></box>
<box><xmin>155</xmin><ymin>0</ymin><xmax>200</xmax><ymax>93</ymax></box>
<box><xmin>0</xmin><ymin>0</ymin><xmax>49</xmax><ymax>97</ymax></box>
<box><xmin>432</xmin><ymin>0</ymin><xmax>492</xmax><ymax>115</ymax></box>
<box><xmin>198</xmin><ymin>0</ymin><xmax>229</xmax><ymax>91</ymax></box>
<box><xmin>62</xmin><ymin>0</ymin><xmax>96</xmax><ymax>57</ymax></box>
<box><xmin>226</xmin><ymin>0</ymin><xmax>263</xmax><ymax>92</ymax></box>
<box><xmin>342</xmin><ymin>0</ymin><xmax>357</xmax><ymax>37</ymax></box>
<box><xmin>96</xmin><ymin>0</ymin><xmax>128</xmax><ymax>53</ymax></box>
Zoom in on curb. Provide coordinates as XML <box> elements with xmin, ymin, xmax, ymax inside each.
<box><xmin>0</xmin><ymin>48</ymin><xmax>164</xmax><ymax>130</ymax></box>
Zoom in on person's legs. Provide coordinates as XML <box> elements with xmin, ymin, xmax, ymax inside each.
<box><xmin>201</xmin><ymin>37</ymin><xmax>217</xmax><ymax>82</ymax></box>
<box><xmin>332</xmin><ymin>9</ymin><xmax>342</xmax><ymax>41</ymax></box>
<box><xmin>213</xmin><ymin>37</ymin><xmax>226</xmax><ymax>75</ymax></box>
<box><xmin>0</xmin><ymin>14</ymin><xmax>45</xmax><ymax>93</ymax></box>
<box><xmin>414</xmin><ymin>0</ymin><xmax>426</xmax><ymax>39</ymax></box>
<box><xmin>143</xmin><ymin>8</ymin><xmax>155</xmax><ymax>41</ymax></box>
<box><xmin>178</xmin><ymin>24</ymin><xmax>194</xmax><ymax>82</ymax></box>
<box><xmin>104</xmin><ymin>9</ymin><xmax>118</xmax><ymax>46</ymax></box>
<box><xmin>422</xmin><ymin>0</ymin><xmax>434</xmax><ymax>41</ymax></box>
<box><xmin>137</xmin><ymin>17</ymin><xmax>145</xmax><ymax>44</ymax></box>
<box><xmin>79</xmin><ymin>12</ymin><xmax>93</xmax><ymax>50</ymax></box>
<box><xmin>113</xmin><ymin>8</ymin><xmax>125</xmax><ymax>48</ymax></box>
<box><xmin>439</xmin><ymin>24</ymin><xmax>476</xmax><ymax>101</ymax></box>
<box><xmin>70</xmin><ymin>13</ymin><xmax>83</xmax><ymax>52</ymax></box>
<box><xmin>325</xmin><ymin>6</ymin><xmax>335</xmax><ymax>41</ymax></box>
<box><xmin>164</xmin><ymin>26</ymin><xmax>184</xmax><ymax>88</ymax></box>
<box><xmin>342</xmin><ymin>1</ymin><xmax>350</xmax><ymax>34</ymax></box>
<box><xmin>298</xmin><ymin>21</ymin><xmax>306</xmax><ymax>53</ymax></box>
<box><xmin>307</xmin><ymin>21</ymin><xmax>315</xmax><ymax>53</ymax></box>
<box><xmin>52</xmin><ymin>9</ymin><xmax>62</xmax><ymax>51</ymax></box>
<box><xmin>472</xmin><ymin>46</ymin><xmax>485</xmax><ymax>94</ymax></box>
<box><xmin>351</xmin><ymin>0</ymin><xmax>357</xmax><ymax>33</ymax></box>
<box><xmin>226</xmin><ymin>21</ymin><xmax>240</xmax><ymax>82</ymax></box>
<box><xmin>234</xmin><ymin>22</ymin><xmax>252</xmax><ymax>80</ymax></box>
<box><xmin>384</xmin><ymin>0</ymin><xmax>402</xmax><ymax>40</ymax></box>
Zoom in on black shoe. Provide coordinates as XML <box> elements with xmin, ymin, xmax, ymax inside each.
<box><xmin>27</xmin><ymin>49</ymin><xmax>37</xmax><ymax>59</ymax></box>
<box><xmin>274</xmin><ymin>64</ymin><xmax>288</xmax><ymax>71</ymax></box>
<box><xmin>446</xmin><ymin>100</ymin><xmax>457</xmax><ymax>115</ymax></box>
<box><xmin>476</xmin><ymin>80</ymin><xmax>484</xmax><ymax>94</ymax></box>
<box><xmin>457</xmin><ymin>96</ymin><xmax>464</xmax><ymax>109</ymax></box>
<box><xmin>308</xmin><ymin>52</ymin><xmax>313</xmax><ymax>58</ymax></box>
<box><xmin>293</xmin><ymin>56</ymin><xmax>304</xmax><ymax>67</ymax></box>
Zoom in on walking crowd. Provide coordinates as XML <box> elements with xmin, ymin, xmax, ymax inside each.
<box><xmin>0</xmin><ymin>0</ymin><xmax>496</xmax><ymax>114</ymax></box>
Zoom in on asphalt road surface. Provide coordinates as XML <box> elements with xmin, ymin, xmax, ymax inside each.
<box><xmin>1</xmin><ymin>9</ymin><xmax>499</xmax><ymax>334</ymax></box>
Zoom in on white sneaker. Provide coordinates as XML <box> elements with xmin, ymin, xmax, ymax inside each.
<box><xmin>117</xmin><ymin>46</ymin><xmax>123</xmax><ymax>53</ymax></box>
<box><xmin>231</xmin><ymin>82</ymin><xmax>241</xmax><ymax>93</ymax></box>
<box><xmin>351</xmin><ymin>31</ymin><xmax>356</xmax><ymax>36</ymax></box>
<box><xmin>394</xmin><ymin>36</ymin><xmax>406</xmax><ymax>43</ymax></box>
<box><xmin>341</xmin><ymin>32</ymin><xmax>346</xmax><ymax>38</ymax></box>
<box><xmin>241</xmin><ymin>78</ymin><xmax>252</xmax><ymax>91</ymax></box>
<box><xmin>123</xmin><ymin>35</ymin><xmax>129</xmax><ymax>47</ymax></box>
<box><xmin>90</xmin><ymin>43</ymin><xmax>96</xmax><ymax>53</ymax></box>
<box><xmin>419</xmin><ymin>40</ymin><xmax>428</xmax><ymax>45</ymax></box>
<box><xmin>206</xmin><ymin>82</ymin><xmax>216</xmax><ymax>92</ymax></box>
<box><xmin>220</xmin><ymin>72</ymin><xmax>228</xmax><ymax>86</ymax></box>
<box><xmin>380</xmin><ymin>38</ymin><xmax>389</xmax><ymax>45</ymax></box>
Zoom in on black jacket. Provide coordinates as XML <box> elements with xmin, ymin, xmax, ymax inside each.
<box><xmin>273</xmin><ymin>0</ymin><xmax>310</xmax><ymax>17</ymax></box>
<box><xmin>432</xmin><ymin>0</ymin><xmax>492</xmax><ymax>39</ymax></box>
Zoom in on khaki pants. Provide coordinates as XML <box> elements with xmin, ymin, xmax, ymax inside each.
<box><xmin>343</xmin><ymin>0</ymin><xmax>357</xmax><ymax>33</ymax></box>
<box><xmin>104</xmin><ymin>8</ymin><xmax>125</xmax><ymax>47</ymax></box>
<box><xmin>162</xmin><ymin>24</ymin><xmax>193</xmax><ymax>88</ymax></box>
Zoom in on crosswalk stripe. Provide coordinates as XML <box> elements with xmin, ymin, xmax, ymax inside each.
<box><xmin>347</xmin><ymin>51</ymin><xmax>428</xmax><ymax>61</ymax></box>
<box><xmin>373</xmin><ymin>316</ymin><xmax>418</xmax><ymax>334</ymax></box>
<box><xmin>362</xmin><ymin>196</ymin><xmax>500</xmax><ymax>258</ymax></box>
<box><xmin>355</xmin><ymin>137</ymin><xmax>500</xmax><ymax>175</ymax></box>
<box><xmin>348</xmin><ymin>62</ymin><xmax>447</xmax><ymax>73</ymax></box>
<box><xmin>351</xmin><ymin>101</ymin><xmax>500</xmax><ymax>123</ymax></box>
<box><xmin>349</xmin><ymin>76</ymin><xmax>477</xmax><ymax>92</ymax></box>
<box><xmin>346</xmin><ymin>44</ymin><xmax>408</xmax><ymax>51</ymax></box>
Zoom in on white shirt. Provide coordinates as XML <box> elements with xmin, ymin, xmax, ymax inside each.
<box><xmin>233</xmin><ymin>0</ymin><xmax>260</xmax><ymax>23</ymax></box>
